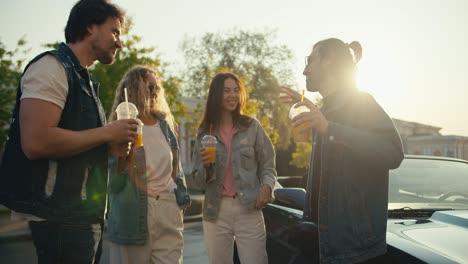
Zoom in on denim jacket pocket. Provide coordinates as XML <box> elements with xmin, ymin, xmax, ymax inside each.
<box><xmin>240</xmin><ymin>146</ymin><xmax>256</xmax><ymax>169</ymax></box>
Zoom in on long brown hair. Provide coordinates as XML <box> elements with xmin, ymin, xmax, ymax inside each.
<box><xmin>199</xmin><ymin>72</ymin><xmax>250</xmax><ymax>132</ymax></box>
<box><xmin>109</xmin><ymin>65</ymin><xmax>176</xmax><ymax>132</ymax></box>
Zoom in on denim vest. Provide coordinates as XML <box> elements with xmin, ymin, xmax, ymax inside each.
<box><xmin>107</xmin><ymin>119</ymin><xmax>191</xmax><ymax>245</ymax></box>
<box><xmin>0</xmin><ymin>43</ymin><xmax>108</xmax><ymax>224</ymax></box>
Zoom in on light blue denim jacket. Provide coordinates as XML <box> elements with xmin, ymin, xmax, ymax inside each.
<box><xmin>106</xmin><ymin>119</ymin><xmax>191</xmax><ymax>245</ymax></box>
<box><xmin>190</xmin><ymin>117</ymin><xmax>277</xmax><ymax>221</ymax></box>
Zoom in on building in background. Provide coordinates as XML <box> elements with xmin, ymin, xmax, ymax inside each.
<box><xmin>393</xmin><ymin>118</ymin><xmax>468</xmax><ymax>160</ymax></box>
<box><xmin>179</xmin><ymin>98</ymin><xmax>205</xmax><ymax>172</ymax></box>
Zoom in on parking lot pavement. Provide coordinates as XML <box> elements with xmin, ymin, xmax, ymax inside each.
<box><xmin>100</xmin><ymin>221</ymin><xmax>208</xmax><ymax>264</ymax></box>
<box><xmin>181</xmin><ymin>221</ymin><xmax>209</xmax><ymax>264</ymax></box>
<box><xmin>0</xmin><ymin>215</ymin><xmax>209</xmax><ymax>264</ymax></box>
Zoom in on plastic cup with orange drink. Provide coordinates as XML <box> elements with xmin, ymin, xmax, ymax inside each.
<box><xmin>288</xmin><ymin>89</ymin><xmax>311</xmax><ymax>142</ymax></box>
<box><xmin>289</xmin><ymin>103</ymin><xmax>312</xmax><ymax>142</ymax></box>
<box><xmin>201</xmin><ymin>135</ymin><xmax>217</xmax><ymax>164</ymax></box>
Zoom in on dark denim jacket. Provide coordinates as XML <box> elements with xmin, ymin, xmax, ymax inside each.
<box><xmin>107</xmin><ymin>119</ymin><xmax>191</xmax><ymax>245</ymax></box>
<box><xmin>307</xmin><ymin>89</ymin><xmax>404</xmax><ymax>264</ymax></box>
<box><xmin>0</xmin><ymin>43</ymin><xmax>108</xmax><ymax>224</ymax></box>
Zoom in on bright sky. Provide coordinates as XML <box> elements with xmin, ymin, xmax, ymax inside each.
<box><xmin>1</xmin><ymin>0</ymin><xmax>467</xmax><ymax>135</ymax></box>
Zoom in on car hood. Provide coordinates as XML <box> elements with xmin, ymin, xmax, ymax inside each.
<box><xmin>387</xmin><ymin>210</ymin><xmax>468</xmax><ymax>264</ymax></box>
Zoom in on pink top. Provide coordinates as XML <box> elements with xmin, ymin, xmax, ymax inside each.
<box><xmin>220</xmin><ymin>126</ymin><xmax>237</xmax><ymax>197</ymax></box>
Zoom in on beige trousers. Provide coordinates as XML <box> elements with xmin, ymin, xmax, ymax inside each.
<box><xmin>109</xmin><ymin>192</ymin><xmax>184</xmax><ymax>264</ymax></box>
<box><xmin>203</xmin><ymin>197</ymin><xmax>268</xmax><ymax>264</ymax></box>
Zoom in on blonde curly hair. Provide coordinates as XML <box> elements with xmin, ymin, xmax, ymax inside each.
<box><xmin>109</xmin><ymin>65</ymin><xmax>176</xmax><ymax>132</ymax></box>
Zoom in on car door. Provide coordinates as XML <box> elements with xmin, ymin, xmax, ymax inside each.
<box><xmin>264</xmin><ymin>203</ymin><xmax>304</xmax><ymax>264</ymax></box>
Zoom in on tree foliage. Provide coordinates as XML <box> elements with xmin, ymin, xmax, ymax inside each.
<box><xmin>290</xmin><ymin>142</ymin><xmax>312</xmax><ymax>169</ymax></box>
<box><xmin>180</xmin><ymin>29</ymin><xmax>295</xmax><ymax>150</ymax></box>
<box><xmin>0</xmin><ymin>38</ymin><xmax>28</xmax><ymax>146</ymax></box>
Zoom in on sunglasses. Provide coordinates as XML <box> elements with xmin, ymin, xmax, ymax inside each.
<box><xmin>305</xmin><ymin>56</ymin><xmax>311</xmax><ymax>67</ymax></box>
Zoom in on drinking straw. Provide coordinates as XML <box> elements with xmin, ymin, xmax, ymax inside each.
<box><xmin>124</xmin><ymin>88</ymin><xmax>130</xmax><ymax>118</ymax></box>
<box><xmin>301</xmin><ymin>89</ymin><xmax>305</xmax><ymax>102</ymax></box>
<box><xmin>209</xmin><ymin>124</ymin><xmax>213</xmax><ymax>136</ymax></box>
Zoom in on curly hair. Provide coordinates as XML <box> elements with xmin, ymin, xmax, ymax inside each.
<box><xmin>109</xmin><ymin>65</ymin><xmax>176</xmax><ymax>133</ymax></box>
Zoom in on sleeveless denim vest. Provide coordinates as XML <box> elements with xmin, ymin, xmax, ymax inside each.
<box><xmin>0</xmin><ymin>43</ymin><xmax>108</xmax><ymax>224</ymax></box>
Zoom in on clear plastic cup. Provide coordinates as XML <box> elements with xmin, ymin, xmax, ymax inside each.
<box><xmin>201</xmin><ymin>135</ymin><xmax>217</xmax><ymax>163</ymax></box>
<box><xmin>116</xmin><ymin>102</ymin><xmax>139</xmax><ymax>120</ymax></box>
<box><xmin>289</xmin><ymin>103</ymin><xmax>312</xmax><ymax>142</ymax></box>
<box><xmin>116</xmin><ymin>102</ymin><xmax>140</xmax><ymax>155</ymax></box>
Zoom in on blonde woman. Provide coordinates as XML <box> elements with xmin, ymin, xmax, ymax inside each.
<box><xmin>107</xmin><ymin>65</ymin><xmax>190</xmax><ymax>264</ymax></box>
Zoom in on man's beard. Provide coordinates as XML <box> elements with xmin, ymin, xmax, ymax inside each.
<box><xmin>96</xmin><ymin>50</ymin><xmax>115</xmax><ymax>65</ymax></box>
<box><xmin>93</xmin><ymin>41</ymin><xmax>116</xmax><ymax>65</ymax></box>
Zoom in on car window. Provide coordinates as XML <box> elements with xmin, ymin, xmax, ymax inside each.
<box><xmin>389</xmin><ymin>158</ymin><xmax>468</xmax><ymax>210</ymax></box>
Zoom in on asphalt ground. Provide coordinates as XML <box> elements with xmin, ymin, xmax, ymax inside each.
<box><xmin>0</xmin><ymin>214</ymin><xmax>208</xmax><ymax>263</ymax></box>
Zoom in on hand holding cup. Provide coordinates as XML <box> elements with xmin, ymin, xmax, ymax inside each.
<box><xmin>291</xmin><ymin>101</ymin><xmax>329</xmax><ymax>136</ymax></box>
<box><xmin>200</xmin><ymin>135</ymin><xmax>217</xmax><ymax>168</ymax></box>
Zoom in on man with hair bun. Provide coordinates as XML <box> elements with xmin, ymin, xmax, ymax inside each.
<box><xmin>281</xmin><ymin>38</ymin><xmax>404</xmax><ymax>263</ymax></box>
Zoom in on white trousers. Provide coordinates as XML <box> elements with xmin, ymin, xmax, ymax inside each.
<box><xmin>203</xmin><ymin>196</ymin><xmax>268</xmax><ymax>264</ymax></box>
<box><xmin>109</xmin><ymin>192</ymin><xmax>184</xmax><ymax>264</ymax></box>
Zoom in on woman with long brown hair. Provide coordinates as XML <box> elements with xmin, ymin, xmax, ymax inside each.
<box><xmin>190</xmin><ymin>72</ymin><xmax>277</xmax><ymax>264</ymax></box>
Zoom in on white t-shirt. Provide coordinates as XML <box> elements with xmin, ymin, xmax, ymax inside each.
<box><xmin>20</xmin><ymin>54</ymin><xmax>68</xmax><ymax>108</ymax></box>
<box><xmin>144</xmin><ymin>122</ymin><xmax>176</xmax><ymax>197</ymax></box>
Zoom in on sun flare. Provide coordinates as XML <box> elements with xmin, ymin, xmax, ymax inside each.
<box><xmin>356</xmin><ymin>56</ymin><xmax>402</xmax><ymax>101</ymax></box>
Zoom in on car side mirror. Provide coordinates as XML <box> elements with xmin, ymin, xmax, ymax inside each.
<box><xmin>273</xmin><ymin>188</ymin><xmax>306</xmax><ymax>210</ymax></box>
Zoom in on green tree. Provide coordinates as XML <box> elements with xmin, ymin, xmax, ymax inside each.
<box><xmin>290</xmin><ymin>142</ymin><xmax>312</xmax><ymax>169</ymax></box>
<box><xmin>180</xmin><ymin>29</ymin><xmax>295</xmax><ymax>150</ymax></box>
<box><xmin>162</xmin><ymin>75</ymin><xmax>187</xmax><ymax>123</ymax></box>
<box><xmin>0</xmin><ymin>38</ymin><xmax>27</xmax><ymax>148</ymax></box>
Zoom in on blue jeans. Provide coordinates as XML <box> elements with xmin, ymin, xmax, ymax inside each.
<box><xmin>29</xmin><ymin>220</ymin><xmax>103</xmax><ymax>264</ymax></box>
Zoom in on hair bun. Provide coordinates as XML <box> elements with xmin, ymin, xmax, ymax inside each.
<box><xmin>348</xmin><ymin>41</ymin><xmax>362</xmax><ymax>63</ymax></box>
